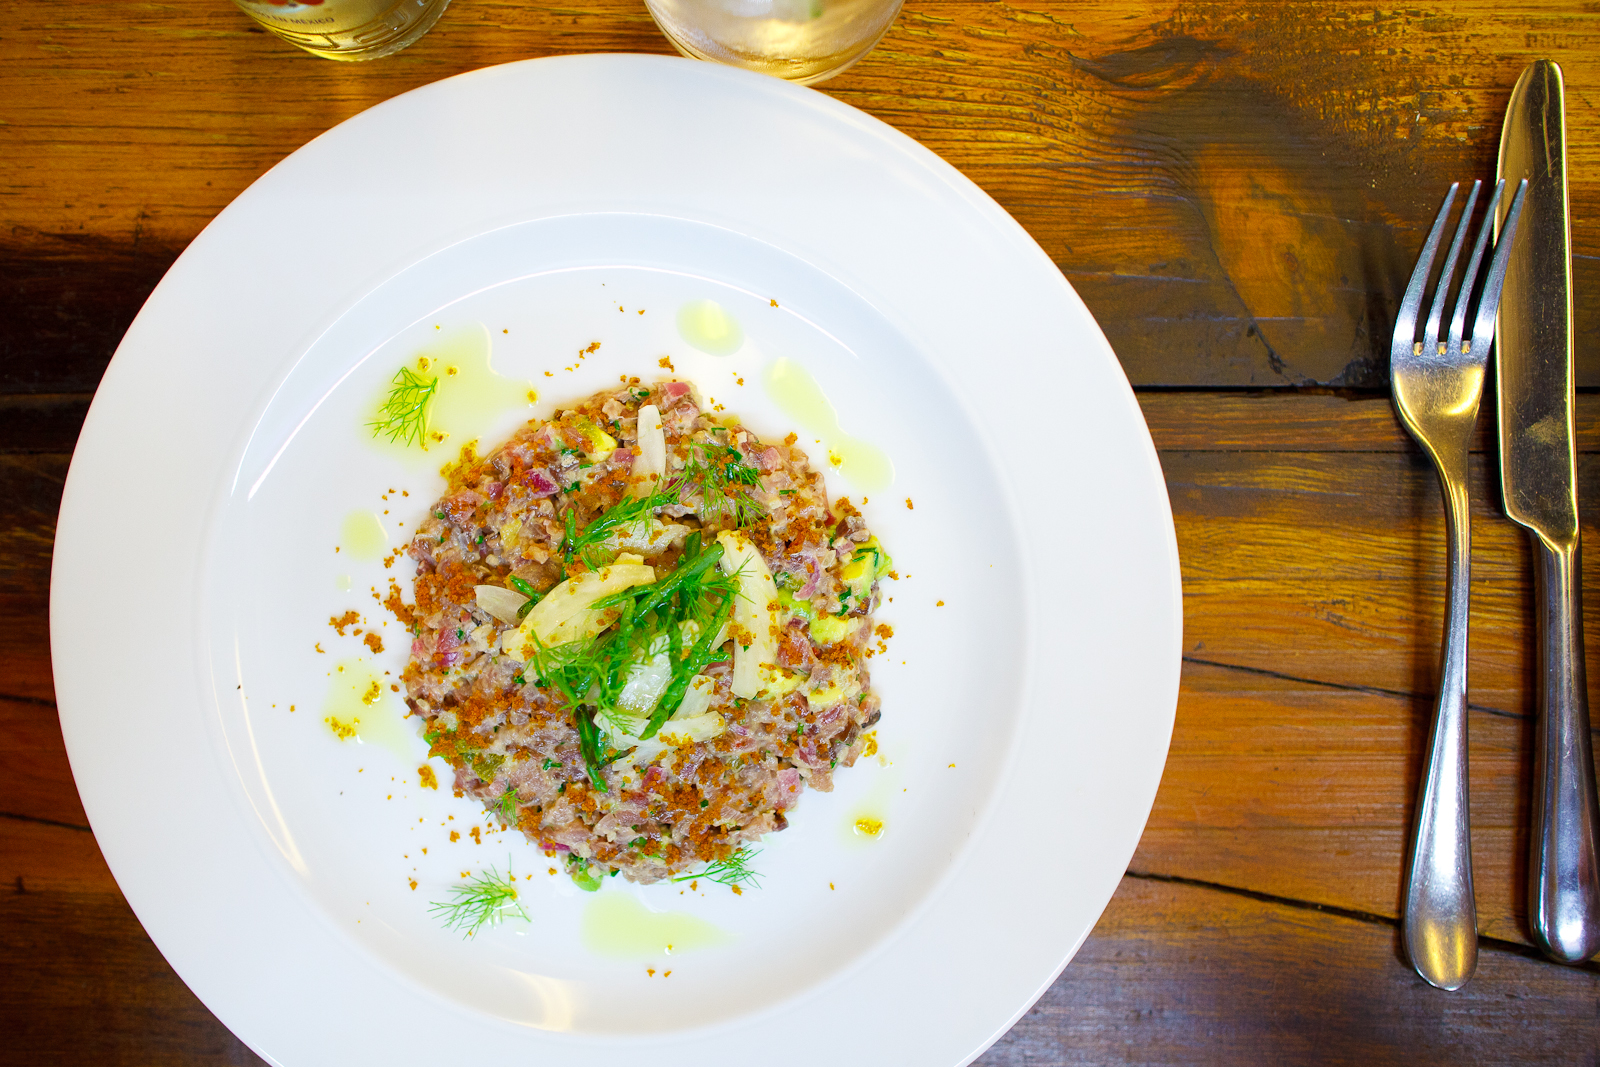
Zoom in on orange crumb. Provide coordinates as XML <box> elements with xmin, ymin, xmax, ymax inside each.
<box><xmin>418</xmin><ymin>766</ymin><xmax>438</xmax><ymax>790</ymax></box>
<box><xmin>450</xmin><ymin>831</ymin><xmax>460</xmax><ymax>842</ymax></box>
<box><xmin>905</xmin><ymin>497</ymin><xmax>914</xmax><ymax>509</ymax></box>
<box><xmin>470</xmin><ymin>827</ymin><xmax>482</xmax><ymax>844</ymax></box>
<box><xmin>658</xmin><ymin>356</ymin><xmax>675</xmax><ymax>371</ymax></box>
<box><xmin>408</xmin><ymin>878</ymin><xmax>418</xmax><ymax>890</ymax></box>
<box><xmin>363</xmin><ymin>632</ymin><xmax>384</xmax><ymax>654</ymax></box>
<box><xmin>936</xmin><ymin>600</ymin><xmax>945</xmax><ymax>607</ymax></box>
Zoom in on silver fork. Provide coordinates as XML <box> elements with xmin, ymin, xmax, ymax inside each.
<box><xmin>1392</xmin><ymin>177</ymin><xmax>1527</xmax><ymax>991</ymax></box>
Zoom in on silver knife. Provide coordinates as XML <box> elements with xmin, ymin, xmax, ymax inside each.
<box><xmin>1496</xmin><ymin>59</ymin><xmax>1600</xmax><ymax>964</ymax></box>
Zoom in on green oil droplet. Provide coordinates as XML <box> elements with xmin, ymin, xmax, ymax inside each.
<box><xmin>581</xmin><ymin>892</ymin><xmax>729</xmax><ymax>958</ymax></box>
<box><xmin>322</xmin><ymin>658</ymin><xmax>414</xmax><ymax>761</ymax></box>
<box><xmin>764</xmin><ymin>358</ymin><xmax>894</xmax><ymax>493</ymax></box>
<box><xmin>677</xmin><ymin>299</ymin><xmax>744</xmax><ymax>356</ymax></box>
<box><xmin>340</xmin><ymin>511</ymin><xmax>388</xmax><ymax>560</ymax></box>
<box><xmin>366</xmin><ymin>323</ymin><xmax>535</xmax><ymax>463</ymax></box>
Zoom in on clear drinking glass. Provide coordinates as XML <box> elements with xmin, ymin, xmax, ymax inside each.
<box><xmin>644</xmin><ymin>0</ymin><xmax>903</xmax><ymax>84</ymax></box>
<box><xmin>231</xmin><ymin>0</ymin><xmax>451</xmax><ymax>61</ymax></box>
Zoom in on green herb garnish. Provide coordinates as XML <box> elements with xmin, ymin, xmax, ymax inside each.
<box><xmin>524</xmin><ymin>534</ymin><xmax>742</xmax><ymax>786</ymax></box>
<box><xmin>673</xmin><ymin>848</ymin><xmax>762</xmax><ymax>889</ymax></box>
<box><xmin>679</xmin><ymin>442</ymin><xmax>764</xmax><ymax>527</ymax></box>
<box><xmin>428</xmin><ymin>862</ymin><xmax>528</xmax><ymax>937</ymax></box>
<box><xmin>563</xmin><ymin>481</ymin><xmax>680</xmax><ymax>566</ymax></box>
<box><xmin>370</xmin><ymin>366</ymin><xmax>438</xmax><ymax>448</ymax></box>
<box><xmin>494</xmin><ymin>790</ymin><xmax>521</xmax><ymax>822</ymax></box>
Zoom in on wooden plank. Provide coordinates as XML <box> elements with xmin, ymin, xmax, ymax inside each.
<box><xmin>0</xmin><ymin>885</ymin><xmax>267</xmax><ymax>1065</ymax></box>
<box><xmin>0</xmin><ymin>696</ymin><xmax>86</xmax><ymax>828</ymax></box>
<box><xmin>0</xmin><ymin>455</ymin><xmax>65</xmax><ymax>703</ymax></box>
<box><xmin>6</xmin><ymin>847</ymin><xmax>1592</xmax><ymax>1065</ymax></box>
<box><xmin>1139</xmin><ymin>392</ymin><xmax>1600</xmax><ymax>455</ymax></box>
<box><xmin>1170</xmin><ymin>448</ymin><xmax>1600</xmax><ymax>708</ymax></box>
<box><xmin>2</xmin><ymin>2</ymin><xmax>1597</xmax><ymax>389</ymax></box>
<box><xmin>1</xmin><ymin>817</ymin><xmax>118</xmax><ymax>896</ymax></box>
<box><xmin>1136</xmin><ymin>660</ymin><xmax>1546</xmax><ymax>947</ymax></box>
<box><xmin>0</xmin><ymin>395</ymin><xmax>93</xmax><ymax>454</ymax></box>
<box><xmin>980</xmin><ymin>875</ymin><xmax>1600</xmax><ymax>1065</ymax></box>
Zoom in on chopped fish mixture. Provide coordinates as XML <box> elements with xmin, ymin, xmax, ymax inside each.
<box><xmin>394</xmin><ymin>379</ymin><xmax>892</xmax><ymax>886</ymax></box>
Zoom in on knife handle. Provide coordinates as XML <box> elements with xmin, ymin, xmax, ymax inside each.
<box><xmin>1529</xmin><ymin>535</ymin><xmax>1600</xmax><ymax>962</ymax></box>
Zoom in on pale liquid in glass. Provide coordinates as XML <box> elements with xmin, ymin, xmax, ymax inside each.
<box><xmin>644</xmin><ymin>0</ymin><xmax>903</xmax><ymax>84</ymax></box>
<box><xmin>231</xmin><ymin>0</ymin><xmax>451</xmax><ymax>60</ymax></box>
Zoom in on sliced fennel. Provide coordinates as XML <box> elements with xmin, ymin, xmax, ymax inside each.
<box><xmin>502</xmin><ymin>554</ymin><xmax>655</xmax><ymax>658</ymax></box>
<box><xmin>716</xmin><ymin>530</ymin><xmax>781</xmax><ymax>699</ymax></box>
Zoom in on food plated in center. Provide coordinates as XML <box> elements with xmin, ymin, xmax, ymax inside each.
<box><xmin>396</xmin><ymin>377</ymin><xmax>893</xmax><ymax>887</ymax></box>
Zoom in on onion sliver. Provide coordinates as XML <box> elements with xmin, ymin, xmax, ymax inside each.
<box><xmin>474</xmin><ymin>584</ymin><xmax>529</xmax><ymax>625</ymax></box>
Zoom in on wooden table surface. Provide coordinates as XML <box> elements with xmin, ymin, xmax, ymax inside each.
<box><xmin>4</xmin><ymin>1</ymin><xmax>1599</xmax><ymax>1062</ymax></box>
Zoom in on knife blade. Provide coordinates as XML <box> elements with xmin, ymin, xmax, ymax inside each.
<box><xmin>1496</xmin><ymin>59</ymin><xmax>1600</xmax><ymax>964</ymax></box>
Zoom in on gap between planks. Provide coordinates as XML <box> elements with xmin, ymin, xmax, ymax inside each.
<box><xmin>1121</xmin><ymin>867</ymin><xmax>1598</xmax><ymax>974</ymax></box>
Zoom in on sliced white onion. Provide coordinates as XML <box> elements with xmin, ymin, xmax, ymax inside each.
<box><xmin>474</xmin><ymin>584</ymin><xmax>529</xmax><ymax>625</ymax></box>
<box><xmin>659</xmin><ymin>711</ymin><xmax>725</xmax><ymax>744</ymax></box>
<box><xmin>631</xmin><ymin>404</ymin><xmax>666</xmax><ymax>485</ymax></box>
<box><xmin>672</xmin><ymin>673</ymin><xmax>718</xmax><ymax>720</ymax></box>
<box><xmin>616</xmin><ymin>645</ymin><xmax>673</xmax><ymax>717</ymax></box>
<box><xmin>716</xmin><ymin>530</ymin><xmax>780</xmax><ymax>699</ymax></box>
<box><xmin>610</xmin><ymin>517</ymin><xmax>691</xmax><ymax>555</ymax></box>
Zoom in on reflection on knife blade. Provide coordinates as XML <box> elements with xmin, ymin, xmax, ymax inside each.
<box><xmin>1495</xmin><ymin>58</ymin><xmax>1600</xmax><ymax>965</ymax></box>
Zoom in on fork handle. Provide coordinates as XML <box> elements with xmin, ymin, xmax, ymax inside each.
<box><xmin>1404</xmin><ymin>470</ymin><xmax>1478</xmax><ymax>989</ymax></box>
<box><xmin>1529</xmin><ymin>536</ymin><xmax>1600</xmax><ymax>962</ymax></box>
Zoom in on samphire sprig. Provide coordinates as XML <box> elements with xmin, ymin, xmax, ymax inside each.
<box><xmin>564</xmin><ymin>481</ymin><xmax>679</xmax><ymax>566</ymax></box>
<box><xmin>369</xmin><ymin>365</ymin><xmax>438</xmax><ymax>448</ymax></box>
<box><xmin>527</xmin><ymin>532</ymin><xmax>740</xmax><ymax>788</ymax></box>
<box><xmin>428</xmin><ymin>861</ymin><xmax>528</xmax><ymax>937</ymax></box>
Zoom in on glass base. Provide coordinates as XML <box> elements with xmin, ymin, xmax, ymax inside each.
<box><xmin>644</xmin><ymin>0</ymin><xmax>901</xmax><ymax>86</ymax></box>
<box><xmin>234</xmin><ymin>0</ymin><xmax>451</xmax><ymax>61</ymax></box>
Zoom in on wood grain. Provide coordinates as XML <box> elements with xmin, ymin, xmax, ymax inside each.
<box><xmin>6</xmin><ymin>2</ymin><xmax>1600</xmax><ymax>1058</ymax></box>
<box><xmin>2</xmin><ymin>0</ymin><xmax>1596</xmax><ymax>391</ymax></box>
<box><xmin>5</xmin><ymin>824</ymin><xmax>1595</xmax><ymax>1066</ymax></box>
<box><xmin>979</xmin><ymin>875</ymin><xmax>1600</xmax><ymax>1066</ymax></box>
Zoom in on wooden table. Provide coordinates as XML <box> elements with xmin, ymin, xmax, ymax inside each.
<box><xmin>4</xmin><ymin>2</ymin><xmax>1598</xmax><ymax>1061</ymax></box>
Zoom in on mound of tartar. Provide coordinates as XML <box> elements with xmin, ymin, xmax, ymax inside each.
<box><xmin>396</xmin><ymin>379</ymin><xmax>892</xmax><ymax>886</ymax></box>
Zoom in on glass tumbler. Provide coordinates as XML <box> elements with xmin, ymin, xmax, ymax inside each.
<box><xmin>231</xmin><ymin>0</ymin><xmax>451</xmax><ymax>61</ymax></box>
<box><xmin>644</xmin><ymin>0</ymin><xmax>903</xmax><ymax>84</ymax></box>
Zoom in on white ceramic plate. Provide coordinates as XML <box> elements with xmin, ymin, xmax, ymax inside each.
<box><xmin>52</xmin><ymin>54</ymin><xmax>1180</xmax><ymax>1067</ymax></box>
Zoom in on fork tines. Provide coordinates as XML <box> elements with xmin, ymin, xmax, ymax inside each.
<box><xmin>1392</xmin><ymin>178</ymin><xmax>1529</xmax><ymax>364</ymax></box>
